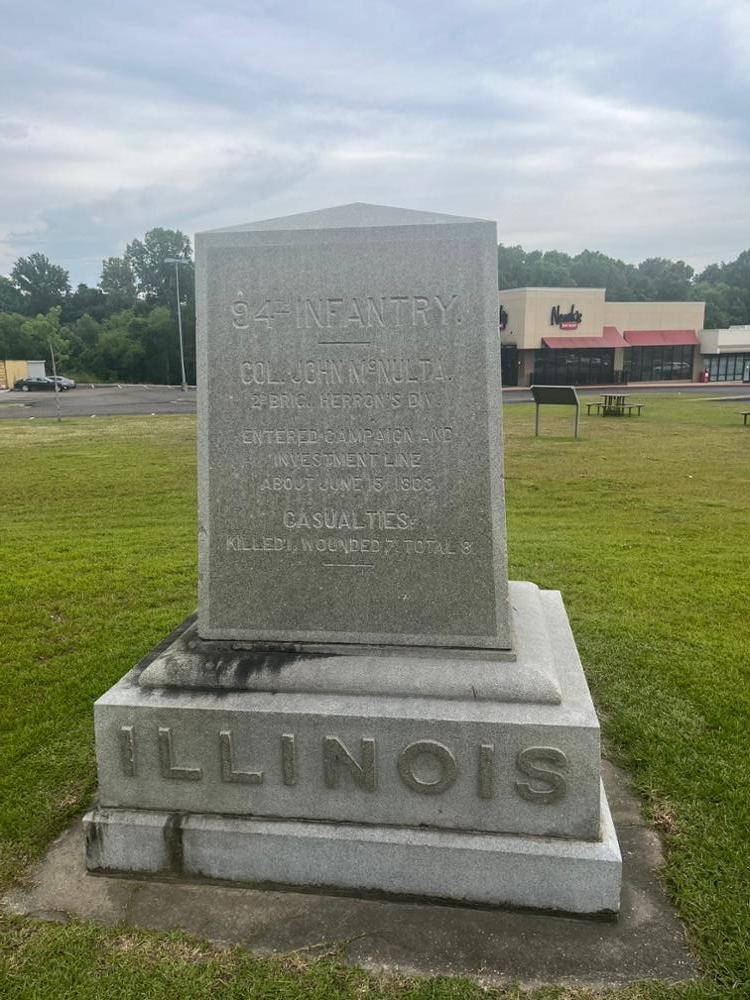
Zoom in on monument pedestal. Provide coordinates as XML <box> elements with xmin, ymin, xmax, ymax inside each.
<box><xmin>84</xmin><ymin>582</ymin><xmax>621</xmax><ymax>915</ymax></box>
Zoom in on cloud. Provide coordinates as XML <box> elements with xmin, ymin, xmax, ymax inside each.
<box><xmin>0</xmin><ymin>0</ymin><xmax>748</xmax><ymax>282</ymax></box>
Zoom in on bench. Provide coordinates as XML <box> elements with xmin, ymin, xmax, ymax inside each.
<box><xmin>741</xmin><ymin>411</ymin><xmax>750</xmax><ymax>426</ymax></box>
<box><xmin>585</xmin><ymin>401</ymin><xmax>602</xmax><ymax>416</ymax></box>
<box><xmin>624</xmin><ymin>403</ymin><xmax>644</xmax><ymax>416</ymax></box>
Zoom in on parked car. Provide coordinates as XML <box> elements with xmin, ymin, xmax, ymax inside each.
<box><xmin>13</xmin><ymin>376</ymin><xmax>69</xmax><ymax>392</ymax></box>
<box><xmin>49</xmin><ymin>375</ymin><xmax>76</xmax><ymax>389</ymax></box>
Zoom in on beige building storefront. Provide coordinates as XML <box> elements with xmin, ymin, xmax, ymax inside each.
<box><xmin>699</xmin><ymin>326</ymin><xmax>750</xmax><ymax>382</ymax></box>
<box><xmin>499</xmin><ymin>288</ymin><xmax>705</xmax><ymax>386</ymax></box>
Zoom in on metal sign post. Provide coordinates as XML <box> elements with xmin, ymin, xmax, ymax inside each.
<box><xmin>530</xmin><ymin>385</ymin><xmax>581</xmax><ymax>438</ymax></box>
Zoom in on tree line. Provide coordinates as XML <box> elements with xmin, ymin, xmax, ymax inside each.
<box><xmin>497</xmin><ymin>245</ymin><xmax>750</xmax><ymax>330</ymax></box>
<box><xmin>1</xmin><ymin>230</ymin><xmax>748</xmax><ymax>384</ymax></box>
<box><xmin>0</xmin><ymin>228</ymin><xmax>194</xmax><ymax>384</ymax></box>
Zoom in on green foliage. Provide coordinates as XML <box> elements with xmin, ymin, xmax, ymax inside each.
<box><xmin>99</xmin><ymin>255</ymin><xmax>137</xmax><ymax>309</ymax></box>
<box><xmin>0</xmin><ymin>312</ymin><xmax>27</xmax><ymax>358</ymax></box>
<box><xmin>10</xmin><ymin>252</ymin><xmax>71</xmax><ymax>315</ymax></box>
<box><xmin>60</xmin><ymin>283</ymin><xmax>110</xmax><ymax>325</ymax></box>
<box><xmin>0</xmin><ymin>275</ymin><xmax>23</xmax><ymax>313</ymax></box>
<box><xmin>124</xmin><ymin>227</ymin><xmax>193</xmax><ymax>306</ymax></box>
<box><xmin>18</xmin><ymin>306</ymin><xmax>69</xmax><ymax>367</ymax></box>
<box><xmin>498</xmin><ymin>245</ymin><xmax>749</xmax><ymax>322</ymax></box>
<box><xmin>635</xmin><ymin>257</ymin><xmax>694</xmax><ymax>300</ymax></box>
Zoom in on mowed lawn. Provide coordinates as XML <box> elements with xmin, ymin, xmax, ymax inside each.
<box><xmin>0</xmin><ymin>396</ymin><xmax>748</xmax><ymax>999</ymax></box>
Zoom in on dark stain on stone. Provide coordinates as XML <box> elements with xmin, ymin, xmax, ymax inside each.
<box><xmin>83</xmin><ymin>816</ymin><xmax>103</xmax><ymax>869</ymax></box>
<box><xmin>162</xmin><ymin>813</ymin><xmax>184</xmax><ymax>874</ymax></box>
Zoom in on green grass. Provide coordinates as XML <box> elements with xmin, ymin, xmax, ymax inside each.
<box><xmin>0</xmin><ymin>398</ymin><xmax>748</xmax><ymax>998</ymax></box>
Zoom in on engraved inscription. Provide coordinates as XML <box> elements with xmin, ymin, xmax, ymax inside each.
<box><xmin>323</xmin><ymin>736</ymin><xmax>377</xmax><ymax>792</ymax></box>
<box><xmin>224</xmin><ymin>299</ymin><xmax>474</xmax><ymax>578</ymax></box>
<box><xmin>158</xmin><ymin>727</ymin><xmax>203</xmax><ymax>782</ymax></box>
<box><xmin>514</xmin><ymin>747</ymin><xmax>568</xmax><ymax>804</ymax></box>
<box><xmin>232</xmin><ymin>294</ymin><xmax>462</xmax><ymax>333</ymax></box>
<box><xmin>119</xmin><ymin>725</ymin><xmax>136</xmax><ymax>777</ymax></box>
<box><xmin>478</xmin><ymin>742</ymin><xmax>495</xmax><ymax>800</ymax></box>
<box><xmin>281</xmin><ymin>733</ymin><xmax>297</xmax><ymax>786</ymax></box>
<box><xmin>116</xmin><ymin>727</ymin><xmax>569</xmax><ymax>804</ymax></box>
<box><xmin>202</xmin><ymin>216</ymin><xmax>512</xmax><ymax>646</ymax></box>
<box><xmin>219</xmin><ymin>730</ymin><xmax>263</xmax><ymax>785</ymax></box>
<box><xmin>397</xmin><ymin>740</ymin><xmax>458</xmax><ymax>795</ymax></box>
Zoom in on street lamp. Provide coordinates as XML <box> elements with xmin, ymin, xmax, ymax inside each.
<box><xmin>165</xmin><ymin>257</ymin><xmax>191</xmax><ymax>392</ymax></box>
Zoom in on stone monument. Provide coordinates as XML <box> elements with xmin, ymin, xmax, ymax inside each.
<box><xmin>84</xmin><ymin>204</ymin><xmax>621</xmax><ymax>914</ymax></box>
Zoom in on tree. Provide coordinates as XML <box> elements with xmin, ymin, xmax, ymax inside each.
<box><xmin>498</xmin><ymin>245</ymin><xmax>530</xmax><ymax>289</ymax></box>
<box><xmin>124</xmin><ymin>228</ymin><xmax>193</xmax><ymax>306</ymax></box>
<box><xmin>0</xmin><ymin>312</ymin><xmax>27</xmax><ymax>358</ymax></box>
<box><xmin>99</xmin><ymin>256</ymin><xmax>137</xmax><ymax>309</ymax></box>
<box><xmin>19</xmin><ymin>307</ymin><xmax>71</xmax><ymax>368</ymax></box>
<box><xmin>633</xmin><ymin>258</ymin><xmax>694</xmax><ymax>301</ymax></box>
<box><xmin>0</xmin><ymin>275</ymin><xmax>23</xmax><ymax>313</ymax></box>
<box><xmin>61</xmin><ymin>283</ymin><xmax>110</xmax><ymax>324</ymax></box>
<box><xmin>570</xmin><ymin>250</ymin><xmax>637</xmax><ymax>300</ymax></box>
<box><xmin>10</xmin><ymin>253</ymin><xmax>71</xmax><ymax>315</ymax></box>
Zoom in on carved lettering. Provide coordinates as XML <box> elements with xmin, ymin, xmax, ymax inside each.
<box><xmin>158</xmin><ymin>727</ymin><xmax>202</xmax><ymax>782</ymax></box>
<box><xmin>281</xmin><ymin>733</ymin><xmax>297</xmax><ymax>786</ymax></box>
<box><xmin>219</xmin><ymin>730</ymin><xmax>263</xmax><ymax>785</ymax></box>
<box><xmin>119</xmin><ymin>725</ymin><xmax>136</xmax><ymax>777</ymax></box>
<box><xmin>323</xmin><ymin>736</ymin><xmax>377</xmax><ymax>791</ymax></box>
<box><xmin>515</xmin><ymin>746</ymin><xmax>567</xmax><ymax>803</ymax></box>
<box><xmin>398</xmin><ymin>740</ymin><xmax>457</xmax><ymax>795</ymax></box>
<box><xmin>478</xmin><ymin>742</ymin><xmax>495</xmax><ymax>799</ymax></box>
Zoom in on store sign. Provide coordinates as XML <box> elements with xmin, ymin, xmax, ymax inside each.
<box><xmin>550</xmin><ymin>304</ymin><xmax>583</xmax><ymax>330</ymax></box>
<box><xmin>499</xmin><ymin>305</ymin><xmax>508</xmax><ymax>331</ymax></box>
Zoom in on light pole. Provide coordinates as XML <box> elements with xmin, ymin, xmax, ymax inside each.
<box><xmin>165</xmin><ymin>257</ymin><xmax>191</xmax><ymax>391</ymax></box>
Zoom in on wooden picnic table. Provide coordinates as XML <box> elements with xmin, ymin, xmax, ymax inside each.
<box><xmin>585</xmin><ymin>394</ymin><xmax>644</xmax><ymax>417</ymax></box>
<box><xmin>599</xmin><ymin>392</ymin><xmax>630</xmax><ymax>415</ymax></box>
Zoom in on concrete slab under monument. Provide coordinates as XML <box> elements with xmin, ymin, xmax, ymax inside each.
<box><xmin>6</xmin><ymin>761</ymin><xmax>694</xmax><ymax>990</ymax></box>
<box><xmin>85</xmin><ymin>203</ymin><xmax>622</xmax><ymax>917</ymax></box>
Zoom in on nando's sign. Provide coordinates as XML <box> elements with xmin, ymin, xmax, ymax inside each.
<box><xmin>550</xmin><ymin>304</ymin><xmax>583</xmax><ymax>330</ymax></box>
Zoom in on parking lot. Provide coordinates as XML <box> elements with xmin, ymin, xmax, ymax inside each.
<box><xmin>0</xmin><ymin>384</ymin><xmax>197</xmax><ymax>420</ymax></box>
<box><xmin>0</xmin><ymin>381</ymin><xmax>747</xmax><ymax>421</ymax></box>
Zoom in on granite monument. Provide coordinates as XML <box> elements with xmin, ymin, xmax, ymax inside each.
<box><xmin>84</xmin><ymin>204</ymin><xmax>621</xmax><ymax>914</ymax></box>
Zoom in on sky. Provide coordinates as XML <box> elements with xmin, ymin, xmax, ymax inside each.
<box><xmin>1</xmin><ymin>0</ymin><xmax>748</xmax><ymax>286</ymax></box>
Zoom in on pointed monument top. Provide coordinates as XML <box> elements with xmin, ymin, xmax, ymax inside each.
<box><xmin>201</xmin><ymin>203</ymin><xmax>487</xmax><ymax>234</ymax></box>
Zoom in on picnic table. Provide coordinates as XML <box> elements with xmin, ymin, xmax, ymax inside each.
<box><xmin>585</xmin><ymin>393</ymin><xmax>644</xmax><ymax>417</ymax></box>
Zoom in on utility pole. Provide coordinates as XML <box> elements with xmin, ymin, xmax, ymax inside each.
<box><xmin>49</xmin><ymin>341</ymin><xmax>62</xmax><ymax>423</ymax></box>
<box><xmin>165</xmin><ymin>257</ymin><xmax>191</xmax><ymax>391</ymax></box>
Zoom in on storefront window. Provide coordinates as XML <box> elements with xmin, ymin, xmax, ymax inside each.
<box><xmin>624</xmin><ymin>345</ymin><xmax>694</xmax><ymax>381</ymax></box>
<box><xmin>533</xmin><ymin>348</ymin><xmax>614</xmax><ymax>386</ymax></box>
<box><xmin>706</xmin><ymin>353</ymin><xmax>750</xmax><ymax>381</ymax></box>
<box><xmin>501</xmin><ymin>345</ymin><xmax>518</xmax><ymax>387</ymax></box>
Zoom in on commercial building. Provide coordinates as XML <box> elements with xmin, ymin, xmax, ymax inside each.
<box><xmin>499</xmin><ymin>288</ymin><xmax>705</xmax><ymax>386</ymax></box>
<box><xmin>699</xmin><ymin>325</ymin><xmax>750</xmax><ymax>382</ymax></box>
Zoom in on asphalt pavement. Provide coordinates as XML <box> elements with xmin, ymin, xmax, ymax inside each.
<box><xmin>0</xmin><ymin>384</ymin><xmax>198</xmax><ymax>420</ymax></box>
<box><xmin>0</xmin><ymin>381</ymin><xmax>748</xmax><ymax>420</ymax></box>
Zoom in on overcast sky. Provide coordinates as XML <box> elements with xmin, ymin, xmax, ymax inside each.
<box><xmin>1</xmin><ymin>0</ymin><xmax>748</xmax><ymax>286</ymax></box>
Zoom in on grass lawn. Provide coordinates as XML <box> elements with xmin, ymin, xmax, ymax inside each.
<box><xmin>0</xmin><ymin>397</ymin><xmax>748</xmax><ymax>998</ymax></box>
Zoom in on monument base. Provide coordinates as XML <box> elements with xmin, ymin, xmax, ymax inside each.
<box><xmin>85</xmin><ymin>582</ymin><xmax>621</xmax><ymax>914</ymax></box>
<box><xmin>84</xmin><ymin>783</ymin><xmax>620</xmax><ymax>915</ymax></box>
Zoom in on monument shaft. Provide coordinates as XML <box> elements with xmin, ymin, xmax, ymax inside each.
<box><xmin>196</xmin><ymin>209</ymin><xmax>511</xmax><ymax>648</ymax></box>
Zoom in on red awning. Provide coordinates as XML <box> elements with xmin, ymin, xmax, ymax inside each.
<box><xmin>542</xmin><ymin>326</ymin><xmax>628</xmax><ymax>350</ymax></box>
<box><xmin>623</xmin><ymin>330</ymin><xmax>698</xmax><ymax>346</ymax></box>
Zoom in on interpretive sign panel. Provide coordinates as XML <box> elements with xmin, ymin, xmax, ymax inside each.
<box><xmin>195</xmin><ymin>204</ymin><xmax>511</xmax><ymax>649</ymax></box>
